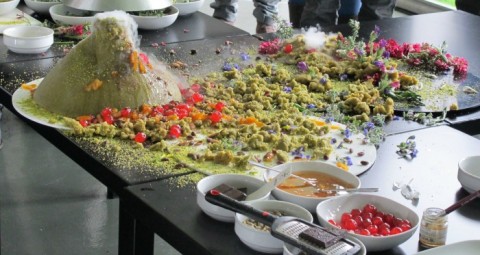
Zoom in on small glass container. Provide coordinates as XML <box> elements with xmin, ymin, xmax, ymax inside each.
<box><xmin>419</xmin><ymin>207</ymin><xmax>448</xmax><ymax>248</ymax></box>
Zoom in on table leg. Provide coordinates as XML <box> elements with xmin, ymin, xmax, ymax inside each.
<box><xmin>118</xmin><ymin>200</ymin><xmax>135</xmax><ymax>255</ymax></box>
<box><xmin>133</xmin><ymin>222</ymin><xmax>154</xmax><ymax>255</ymax></box>
<box><xmin>0</xmin><ymin>104</ymin><xmax>4</xmax><ymax>150</ymax></box>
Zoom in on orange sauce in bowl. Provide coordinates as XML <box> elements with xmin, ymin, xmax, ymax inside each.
<box><xmin>276</xmin><ymin>171</ymin><xmax>355</xmax><ymax>198</ymax></box>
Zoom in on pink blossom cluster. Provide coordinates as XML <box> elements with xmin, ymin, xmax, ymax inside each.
<box><xmin>374</xmin><ymin>39</ymin><xmax>468</xmax><ymax>77</ymax></box>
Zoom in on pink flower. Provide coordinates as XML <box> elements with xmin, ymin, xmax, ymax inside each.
<box><xmin>73</xmin><ymin>25</ymin><xmax>84</xmax><ymax>36</ymax></box>
<box><xmin>139</xmin><ymin>53</ymin><xmax>150</xmax><ymax>65</ymax></box>
<box><xmin>390</xmin><ymin>81</ymin><xmax>400</xmax><ymax>89</ymax></box>
<box><xmin>258</xmin><ymin>38</ymin><xmax>281</xmax><ymax>54</ymax></box>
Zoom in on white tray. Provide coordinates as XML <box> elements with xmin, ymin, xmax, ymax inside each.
<box><xmin>414</xmin><ymin>240</ymin><xmax>480</xmax><ymax>255</ymax></box>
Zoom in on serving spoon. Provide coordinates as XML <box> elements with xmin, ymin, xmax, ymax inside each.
<box><xmin>248</xmin><ymin>161</ymin><xmax>379</xmax><ymax>194</ymax></box>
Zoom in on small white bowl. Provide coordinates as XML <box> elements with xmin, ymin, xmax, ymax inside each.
<box><xmin>234</xmin><ymin>200</ymin><xmax>313</xmax><ymax>254</ymax></box>
<box><xmin>3</xmin><ymin>26</ymin><xmax>54</xmax><ymax>54</ymax></box>
<box><xmin>196</xmin><ymin>174</ymin><xmax>270</xmax><ymax>222</ymax></box>
<box><xmin>25</xmin><ymin>0</ymin><xmax>60</xmax><ymax>15</ymax></box>
<box><xmin>264</xmin><ymin>161</ymin><xmax>361</xmax><ymax>212</ymax></box>
<box><xmin>130</xmin><ymin>6</ymin><xmax>179</xmax><ymax>30</ymax></box>
<box><xmin>283</xmin><ymin>237</ymin><xmax>367</xmax><ymax>255</ymax></box>
<box><xmin>0</xmin><ymin>0</ymin><xmax>19</xmax><ymax>16</ymax></box>
<box><xmin>174</xmin><ymin>0</ymin><xmax>204</xmax><ymax>16</ymax></box>
<box><xmin>458</xmin><ymin>155</ymin><xmax>480</xmax><ymax>193</ymax></box>
<box><xmin>49</xmin><ymin>4</ymin><xmax>96</xmax><ymax>25</ymax></box>
<box><xmin>316</xmin><ymin>193</ymin><xmax>420</xmax><ymax>252</ymax></box>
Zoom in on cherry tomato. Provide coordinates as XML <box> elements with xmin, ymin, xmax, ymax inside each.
<box><xmin>176</xmin><ymin>109</ymin><xmax>189</xmax><ymax>119</ymax></box>
<box><xmin>215</xmin><ymin>101</ymin><xmax>226</xmax><ymax>112</ymax></box>
<box><xmin>101</xmin><ymin>107</ymin><xmax>112</xmax><ymax>118</ymax></box>
<box><xmin>120</xmin><ymin>107</ymin><xmax>131</xmax><ymax>118</ymax></box>
<box><xmin>351</xmin><ymin>209</ymin><xmax>362</xmax><ymax>216</ymax></box>
<box><xmin>341</xmin><ymin>213</ymin><xmax>352</xmax><ymax>224</ymax></box>
<box><xmin>284</xmin><ymin>43</ymin><xmax>293</xmax><ymax>54</ymax></box>
<box><xmin>390</xmin><ymin>227</ymin><xmax>403</xmax><ymax>235</ymax></box>
<box><xmin>363</xmin><ymin>203</ymin><xmax>377</xmax><ymax>215</ymax></box>
<box><xmin>209</xmin><ymin>111</ymin><xmax>222</xmax><ymax>124</ymax></box>
<box><xmin>103</xmin><ymin>115</ymin><xmax>114</xmax><ymax>125</ymax></box>
<box><xmin>169</xmin><ymin>125</ymin><xmax>182</xmax><ymax>138</ymax></box>
<box><xmin>357</xmin><ymin>228</ymin><xmax>371</xmax><ymax>236</ymax></box>
<box><xmin>191</xmin><ymin>93</ymin><xmax>204</xmax><ymax>103</ymax></box>
<box><xmin>362</xmin><ymin>218</ymin><xmax>373</xmax><ymax>228</ymax></box>
<box><xmin>79</xmin><ymin>119</ymin><xmax>90</xmax><ymax>127</ymax></box>
<box><xmin>372</xmin><ymin>216</ymin><xmax>384</xmax><ymax>226</ymax></box>
<box><xmin>342</xmin><ymin>219</ymin><xmax>358</xmax><ymax>231</ymax></box>
<box><xmin>367</xmin><ymin>224</ymin><xmax>378</xmax><ymax>235</ymax></box>
<box><xmin>383</xmin><ymin>213</ymin><xmax>394</xmax><ymax>225</ymax></box>
<box><xmin>361</xmin><ymin>212</ymin><xmax>373</xmax><ymax>220</ymax></box>
<box><xmin>134</xmin><ymin>132</ymin><xmax>147</xmax><ymax>143</ymax></box>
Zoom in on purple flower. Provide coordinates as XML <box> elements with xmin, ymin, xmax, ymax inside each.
<box><xmin>344</xmin><ymin>128</ymin><xmax>352</xmax><ymax>138</ymax></box>
<box><xmin>373</xmin><ymin>60</ymin><xmax>384</xmax><ymax>68</ymax></box>
<box><xmin>363</xmin><ymin>128</ymin><xmax>369</xmax><ymax>136</ymax></box>
<box><xmin>345</xmin><ymin>156</ymin><xmax>353</xmax><ymax>166</ymax></box>
<box><xmin>297</xmin><ymin>61</ymin><xmax>308</xmax><ymax>72</ymax></box>
<box><xmin>283</xmin><ymin>86</ymin><xmax>292</xmax><ymax>93</ymax></box>
<box><xmin>340</xmin><ymin>74</ymin><xmax>348</xmax><ymax>81</ymax></box>
<box><xmin>354</xmin><ymin>47</ymin><xmax>364</xmax><ymax>56</ymax></box>
<box><xmin>330</xmin><ymin>138</ymin><xmax>337</xmax><ymax>144</ymax></box>
<box><xmin>307</xmin><ymin>104</ymin><xmax>316</xmax><ymax>109</ymax></box>
<box><xmin>320</xmin><ymin>76</ymin><xmax>328</xmax><ymax>84</ymax></box>
<box><xmin>382</xmin><ymin>51</ymin><xmax>391</xmax><ymax>59</ymax></box>
<box><xmin>393</xmin><ymin>115</ymin><xmax>400</xmax><ymax>120</ymax></box>
<box><xmin>365</xmin><ymin>122</ymin><xmax>375</xmax><ymax>130</ymax></box>
<box><xmin>410</xmin><ymin>149</ymin><xmax>419</xmax><ymax>158</ymax></box>
<box><xmin>223</xmin><ymin>63</ymin><xmax>233</xmax><ymax>71</ymax></box>
<box><xmin>326</xmin><ymin>117</ymin><xmax>334</xmax><ymax>123</ymax></box>
<box><xmin>379</xmin><ymin>39</ymin><xmax>387</xmax><ymax>48</ymax></box>
<box><xmin>240</xmin><ymin>52</ymin><xmax>250</xmax><ymax>61</ymax></box>
<box><xmin>374</xmin><ymin>25</ymin><xmax>380</xmax><ymax>35</ymax></box>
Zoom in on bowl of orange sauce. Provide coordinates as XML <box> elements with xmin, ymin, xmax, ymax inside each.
<box><xmin>263</xmin><ymin>161</ymin><xmax>361</xmax><ymax>212</ymax></box>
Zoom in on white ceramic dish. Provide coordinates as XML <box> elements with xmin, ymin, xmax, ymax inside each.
<box><xmin>130</xmin><ymin>6</ymin><xmax>179</xmax><ymax>30</ymax></box>
<box><xmin>174</xmin><ymin>0</ymin><xmax>204</xmax><ymax>16</ymax></box>
<box><xmin>283</xmin><ymin>237</ymin><xmax>367</xmax><ymax>255</ymax></box>
<box><xmin>196</xmin><ymin>174</ymin><xmax>270</xmax><ymax>222</ymax></box>
<box><xmin>316</xmin><ymin>193</ymin><xmax>419</xmax><ymax>252</ymax></box>
<box><xmin>12</xmin><ymin>78</ymin><xmax>70</xmax><ymax>130</ymax></box>
<box><xmin>413</xmin><ymin>240</ymin><xmax>480</xmax><ymax>255</ymax></box>
<box><xmin>3</xmin><ymin>26</ymin><xmax>54</xmax><ymax>54</ymax></box>
<box><xmin>24</xmin><ymin>0</ymin><xmax>61</xmax><ymax>15</ymax></box>
<box><xmin>234</xmin><ymin>200</ymin><xmax>313</xmax><ymax>254</ymax></box>
<box><xmin>0</xmin><ymin>0</ymin><xmax>19</xmax><ymax>15</ymax></box>
<box><xmin>457</xmin><ymin>155</ymin><xmax>480</xmax><ymax>193</ymax></box>
<box><xmin>264</xmin><ymin>161</ymin><xmax>361</xmax><ymax>212</ymax></box>
<box><xmin>49</xmin><ymin>4</ymin><xmax>97</xmax><ymax>25</ymax></box>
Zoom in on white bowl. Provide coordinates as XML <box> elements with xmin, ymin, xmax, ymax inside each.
<box><xmin>264</xmin><ymin>161</ymin><xmax>361</xmax><ymax>212</ymax></box>
<box><xmin>316</xmin><ymin>193</ymin><xmax>420</xmax><ymax>252</ymax></box>
<box><xmin>458</xmin><ymin>155</ymin><xmax>480</xmax><ymax>194</ymax></box>
<box><xmin>0</xmin><ymin>0</ymin><xmax>19</xmax><ymax>16</ymax></box>
<box><xmin>173</xmin><ymin>0</ymin><xmax>204</xmax><ymax>16</ymax></box>
<box><xmin>130</xmin><ymin>6</ymin><xmax>179</xmax><ymax>30</ymax></box>
<box><xmin>3</xmin><ymin>26</ymin><xmax>54</xmax><ymax>54</ymax></box>
<box><xmin>234</xmin><ymin>200</ymin><xmax>313</xmax><ymax>254</ymax></box>
<box><xmin>49</xmin><ymin>4</ymin><xmax>96</xmax><ymax>25</ymax></box>
<box><xmin>196</xmin><ymin>174</ymin><xmax>271</xmax><ymax>222</ymax></box>
<box><xmin>283</xmin><ymin>236</ymin><xmax>367</xmax><ymax>255</ymax></box>
<box><xmin>25</xmin><ymin>0</ymin><xmax>61</xmax><ymax>15</ymax></box>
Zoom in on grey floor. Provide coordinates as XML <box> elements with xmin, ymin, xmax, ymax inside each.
<box><xmin>1</xmin><ymin>2</ymin><xmax>410</xmax><ymax>255</ymax></box>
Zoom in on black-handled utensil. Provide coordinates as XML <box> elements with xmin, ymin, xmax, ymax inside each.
<box><xmin>206</xmin><ymin>189</ymin><xmax>362</xmax><ymax>255</ymax></box>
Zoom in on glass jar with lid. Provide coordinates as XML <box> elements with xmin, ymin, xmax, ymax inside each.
<box><xmin>419</xmin><ymin>207</ymin><xmax>448</xmax><ymax>248</ymax></box>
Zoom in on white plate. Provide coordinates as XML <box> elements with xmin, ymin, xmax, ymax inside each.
<box><xmin>12</xmin><ymin>78</ymin><xmax>70</xmax><ymax>130</ymax></box>
<box><xmin>414</xmin><ymin>240</ymin><xmax>480</xmax><ymax>255</ymax></box>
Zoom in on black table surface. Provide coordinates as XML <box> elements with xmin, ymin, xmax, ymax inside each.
<box><xmin>0</xmin><ymin>10</ymin><xmax>250</xmax><ymax>191</ymax></box>
<box><xmin>121</xmin><ymin>125</ymin><xmax>480</xmax><ymax>255</ymax></box>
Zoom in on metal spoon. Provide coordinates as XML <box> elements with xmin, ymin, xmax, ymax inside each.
<box><xmin>248</xmin><ymin>161</ymin><xmax>317</xmax><ymax>187</ymax></box>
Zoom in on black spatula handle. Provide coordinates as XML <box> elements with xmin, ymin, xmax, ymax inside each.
<box><xmin>205</xmin><ymin>189</ymin><xmax>276</xmax><ymax>226</ymax></box>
